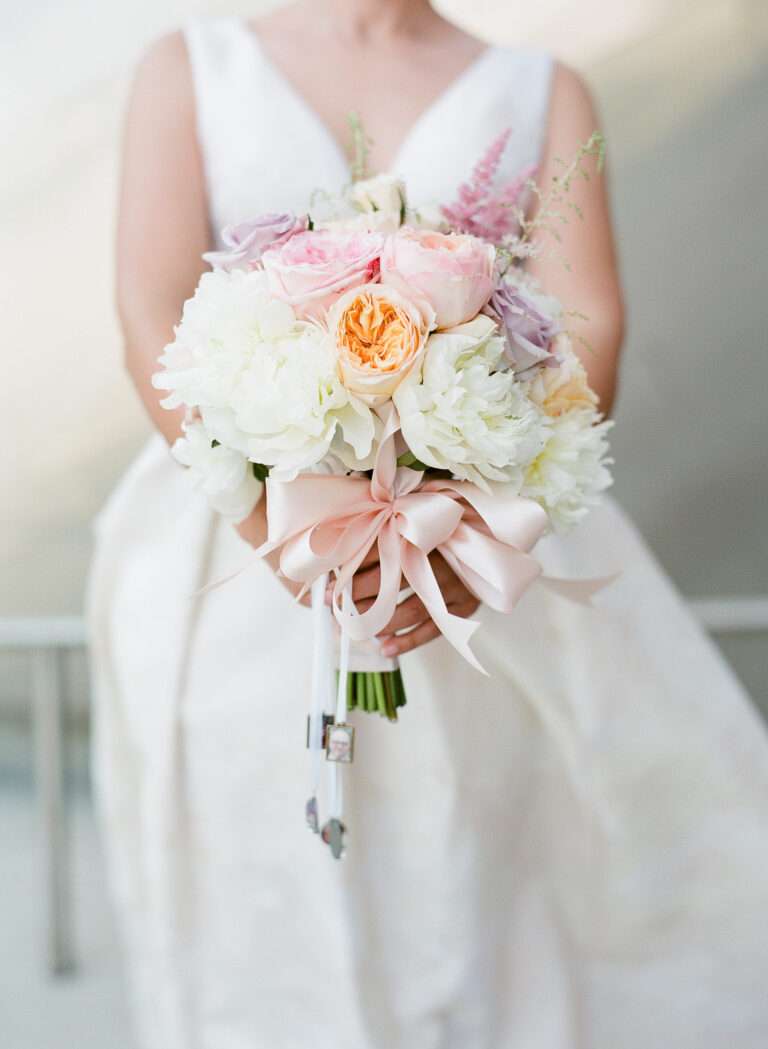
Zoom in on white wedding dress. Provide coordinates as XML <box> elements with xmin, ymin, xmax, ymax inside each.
<box><xmin>88</xmin><ymin>16</ymin><xmax>768</xmax><ymax>1049</ymax></box>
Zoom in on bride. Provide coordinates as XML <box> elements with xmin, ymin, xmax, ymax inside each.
<box><xmin>89</xmin><ymin>1</ymin><xmax>768</xmax><ymax>1046</ymax></box>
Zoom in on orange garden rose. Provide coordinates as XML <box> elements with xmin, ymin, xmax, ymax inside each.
<box><xmin>327</xmin><ymin>283</ymin><xmax>434</xmax><ymax>403</ymax></box>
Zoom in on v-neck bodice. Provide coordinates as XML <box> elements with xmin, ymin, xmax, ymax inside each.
<box><xmin>184</xmin><ymin>16</ymin><xmax>553</xmax><ymax>247</ymax></box>
<box><xmin>241</xmin><ymin>24</ymin><xmax>501</xmax><ymax>176</ymax></box>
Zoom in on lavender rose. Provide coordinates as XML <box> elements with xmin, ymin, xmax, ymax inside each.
<box><xmin>203</xmin><ymin>212</ymin><xmax>308</xmax><ymax>271</ymax></box>
<box><xmin>486</xmin><ymin>279</ymin><xmax>561</xmax><ymax>373</ymax></box>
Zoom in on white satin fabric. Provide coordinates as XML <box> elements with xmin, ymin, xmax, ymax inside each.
<box><xmin>88</xmin><ymin>17</ymin><xmax>768</xmax><ymax>1049</ymax></box>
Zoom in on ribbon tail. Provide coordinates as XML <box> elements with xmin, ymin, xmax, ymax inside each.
<box><xmin>400</xmin><ymin>543</ymin><xmax>487</xmax><ymax>675</ymax></box>
<box><xmin>193</xmin><ymin>557</ymin><xmax>259</xmax><ymax>598</ymax></box>
<box><xmin>252</xmin><ymin>535</ymin><xmax>281</xmax><ymax>560</ymax></box>
<box><xmin>437</xmin><ymin>524</ymin><xmax>544</xmax><ymax>614</ymax></box>
<box><xmin>370</xmin><ymin>404</ymin><xmax>402</xmax><ymax>500</ymax></box>
<box><xmin>332</xmin><ymin>521</ymin><xmax>403</xmax><ymax>641</ymax></box>
<box><xmin>539</xmin><ymin>571</ymin><xmax>620</xmax><ymax>605</ymax></box>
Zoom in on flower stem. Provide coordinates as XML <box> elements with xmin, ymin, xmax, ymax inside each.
<box><xmin>344</xmin><ymin>670</ymin><xmax>407</xmax><ymax>721</ymax></box>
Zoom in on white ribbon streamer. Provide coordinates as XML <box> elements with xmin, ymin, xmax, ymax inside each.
<box><xmin>309</xmin><ymin>575</ymin><xmax>331</xmax><ymax>810</ymax></box>
<box><xmin>329</xmin><ymin>585</ymin><xmax>352</xmax><ymax>822</ymax></box>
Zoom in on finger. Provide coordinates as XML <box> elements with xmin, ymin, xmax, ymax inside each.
<box><xmin>325</xmin><ymin>543</ymin><xmax>380</xmax><ymax>583</ymax></box>
<box><xmin>347</xmin><ymin>565</ymin><xmax>410</xmax><ymax>604</ymax></box>
<box><xmin>414</xmin><ymin>573</ymin><xmax>470</xmax><ymax>609</ymax></box>
<box><xmin>327</xmin><ymin>545</ymin><xmax>379</xmax><ymax>590</ymax></box>
<box><xmin>428</xmin><ymin>550</ymin><xmax>450</xmax><ymax>580</ymax></box>
<box><xmin>428</xmin><ymin>551</ymin><xmax>474</xmax><ymax>603</ymax></box>
<box><xmin>377</xmin><ymin>594</ymin><xmax>430</xmax><ymax>636</ymax></box>
<box><xmin>359</xmin><ymin>544</ymin><xmax>381</xmax><ymax>569</ymax></box>
<box><xmin>351</xmin><ymin>565</ymin><xmax>382</xmax><ymax>603</ymax></box>
<box><xmin>429</xmin><ymin>550</ymin><xmax>461</xmax><ymax>586</ymax></box>
<box><xmin>324</xmin><ymin>565</ymin><xmax>382</xmax><ymax>606</ymax></box>
<box><xmin>380</xmin><ymin>619</ymin><xmax>441</xmax><ymax>657</ymax></box>
<box><xmin>376</xmin><ymin>592</ymin><xmax>479</xmax><ymax>625</ymax></box>
<box><xmin>325</xmin><ymin>545</ymin><xmax>381</xmax><ymax>600</ymax></box>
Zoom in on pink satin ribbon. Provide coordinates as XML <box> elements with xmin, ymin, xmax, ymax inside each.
<box><xmin>258</xmin><ymin>409</ymin><xmax>613</xmax><ymax>673</ymax></box>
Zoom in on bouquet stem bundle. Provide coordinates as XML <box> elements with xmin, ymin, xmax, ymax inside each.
<box><xmin>344</xmin><ymin>669</ymin><xmax>407</xmax><ymax>721</ymax></box>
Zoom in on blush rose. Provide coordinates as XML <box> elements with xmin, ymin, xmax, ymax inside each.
<box><xmin>262</xmin><ymin>230</ymin><xmax>384</xmax><ymax>321</ymax></box>
<box><xmin>381</xmin><ymin>227</ymin><xmax>496</xmax><ymax>330</ymax></box>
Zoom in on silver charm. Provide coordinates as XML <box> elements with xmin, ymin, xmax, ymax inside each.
<box><xmin>305</xmin><ymin>795</ymin><xmax>319</xmax><ymax>833</ymax></box>
<box><xmin>306</xmin><ymin>713</ymin><xmax>335</xmax><ymax>749</ymax></box>
<box><xmin>321</xmin><ymin>818</ymin><xmax>347</xmax><ymax>860</ymax></box>
<box><xmin>325</xmin><ymin>722</ymin><xmax>355</xmax><ymax>764</ymax></box>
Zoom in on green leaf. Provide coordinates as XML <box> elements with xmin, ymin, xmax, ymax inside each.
<box><xmin>347</xmin><ymin>111</ymin><xmax>372</xmax><ymax>183</ymax></box>
<box><xmin>396</xmin><ymin>451</ymin><xmax>429</xmax><ymax>471</ymax></box>
<box><xmin>252</xmin><ymin>462</ymin><xmax>270</xmax><ymax>481</ymax></box>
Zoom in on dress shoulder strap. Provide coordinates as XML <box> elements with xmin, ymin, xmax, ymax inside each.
<box><xmin>182</xmin><ymin>18</ymin><xmax>245</xmax><ymax>154</ymax></box>
<box><xmin>482</xmin><ymin>47</ymin><xmax>555</xmax><ymax>181</ymax></box>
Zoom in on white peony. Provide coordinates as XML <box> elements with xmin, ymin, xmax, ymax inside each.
<box><xmin>521</xmin><ymin>410</ymin><xmax>613</xmax><ymax>529</ymax></box>
<box><xmin>172</xmin><ymin>419</ymin><xmax>263</xmax><ymax>522</ymax></box>
<box><xmin>393</xmin><ymin>314</ymin><xmax>549</xmax><ymax>491</ymax></box>
<box><xmin>154</xmin><ymin>269</ymin><xmax>283</xmax><ymax>410</ymax></box>
<box><xmin>153</xmin><ymin>268</ymin><xmax>377</xmax><ymax>481</ymax></box>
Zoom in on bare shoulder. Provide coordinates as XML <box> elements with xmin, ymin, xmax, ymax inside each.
<box><xmin>136</xmin><ymin>29</ymin><xmax>190</xmax><ymax>75</ymax></box>
<box><xmin>547</xmin><ymin>61</ymin><xmax>600</xmax><ymax>126</ymax></box>
<box><xmin>129</xmin><ymin>30</ymin><xmax>194</xmax><ymax>115</ymax></box>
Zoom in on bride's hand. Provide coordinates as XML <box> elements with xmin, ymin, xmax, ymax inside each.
<box><xmin>330</xmin><ymin>548</ymin><xmax>479</xmax><ymax>657</ymax></box>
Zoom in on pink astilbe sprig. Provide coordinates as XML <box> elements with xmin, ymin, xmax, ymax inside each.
<box><xmin>441</xmin><ymin>128</ymin><xmax>536</xmax><ymax>244</ymax></box>
<box><xmin>474</xmin><ymin>162</ymin><xmax>537</xmax><ymax>244</ymax></box>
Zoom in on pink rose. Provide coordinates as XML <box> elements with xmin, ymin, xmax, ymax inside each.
<box><xmin>381</xmin><ymin>228</ymin><xmax>496</xmax><ymax>330</ymax></box>
<box><xmin>261</xmin><ymin>230</ymin><xmax>384</xmax><ymax>321</ymax></box>
<box><xmin>203</xmin><ymin>212</ymin><xmax>308</xmax><ymax>270</ymax></box>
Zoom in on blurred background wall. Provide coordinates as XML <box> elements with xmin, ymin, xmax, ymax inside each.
<box><xmin>2</xmin><ymin>0</ymin><xmax>766</xmax><ymax>692</ymax></box>
<box><xmin>1</xmin><ymin>1</ymin><xmax>766</xmax><ymax>1045</ymax></box>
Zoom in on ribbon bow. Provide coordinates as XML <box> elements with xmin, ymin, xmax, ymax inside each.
<box><xmin>259</xmin><ymin>409</ymin><xmax>598</xmax><ymax>673</ymax></box>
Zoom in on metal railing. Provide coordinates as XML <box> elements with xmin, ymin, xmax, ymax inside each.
<box><xmin>1</xmin><ymin>617</ymin><xmax>85</xmax><ymax>976</ymax></box>
<box><xmin>1</xmin><ymin>598</ymin><xmax>766</xmax><ymax>976</ymax></box>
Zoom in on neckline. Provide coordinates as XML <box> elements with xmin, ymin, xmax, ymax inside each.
<box><xmin>235</xmin><ymin>17</ymin><xmax>498</xmax><ymax>176</ymax></box>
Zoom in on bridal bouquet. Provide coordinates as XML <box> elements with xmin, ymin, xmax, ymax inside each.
<box><xmin>154</xmin><ymin>128</ymin><xmax>613</xmax><ymax>855</ymax></box>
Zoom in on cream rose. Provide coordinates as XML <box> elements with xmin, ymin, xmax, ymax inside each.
<box><xmin>525</xmin><ymin>336</ymin><xmax>598</xmax><ymax>417</ymax></box>
<box><xmin>381</xmin><ymin>227</ymin><xmax>496</xmax><ymax>330</ymax></box>
<box><xmin>521</xmin><ymin>337</ymin><xmax>610</xmax><ymax>528</ymax></box>
<box><xmin>349</xmin><ymin>174</ymin><xmax>406</xmax><ymax>229</ymax></box>
<box><xmin>316</xmin><ymin>212</ymin><xmax>402</xmax><ymax>234</ymax></box>
<box><xmin>328</xmin><ymin>283</ymin><xmax>433</xmax><ymax>403</ymax></box>
<box><xmin>314</xmin><ymin>176</ymin><xmax>407</xmax><ymax>234</ymax></box>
